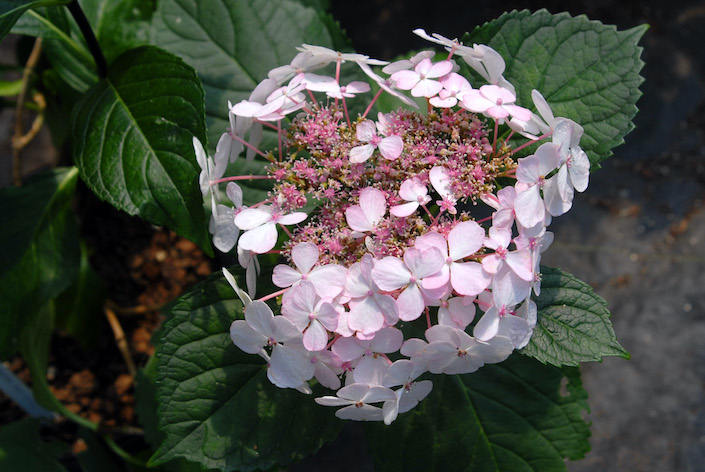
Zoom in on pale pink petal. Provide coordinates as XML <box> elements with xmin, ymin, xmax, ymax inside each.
<box><xmin>229</xmin><ymin>320</ymin><xmax>267</xmax><ymax>354</ymax></box>
<box><xmin>371</xmin><ymin>256</ymin><xmax>410</xmax><ymax>290</ymax></box>
<box><xmin>238</xmin><ymin>223</ymin><xmax>277</xmax><ymax>253</ymax></box>
<box><xmin>378</xmin><ymin>136</ymin><xmax>403</xmax><ymax>160</ymax></box>
<box><xmin>346</xmin><ymin>205</ymin><xmax>373</xmax><ymax>232</ymax></box>
<box><xmin>332</xmin><ymin>337</ymin><xmax>366</xmax><ymax>362</ymax></box>
<box><xmin>359</xmin><ymin>187</ymin><xmax>387</xmax><ymax>224</ymax></box>
<box><xmin>370</xmin><ymin>327</ymin><xmax>404</xmax><ymax>353</ymax></box>
<box><xmin>390</xmin><ymin>202</ymin><xmax>419</xmax><ymax>217</ymax></box>
<box><xmin>474</xmin><ymin>306</ymin><xmax>500</xmax><ymax>341</ymax></box>
<box><xmin>269</xmin><ymin>344</ymin><xmax>314</xmax><ymax>388</ymax></box>
<box><xmin>396</xmin><ymin>283</ymin><xmax>426</xmax><ymax>321</ymax></box>
<box><xmin>569</xmin><ymin>149</ymin><xmax>590</xmax><ymax>192</ymax></box>
<box><xmin>450</xmin><ymin>262</ymin><xmax>490</xmax><ymax>296</ymax></box>
<box><xmin>411</xmin><ymin>79</ymin><xmax>443</xmax><ymax>98</ymax></box>
<box><xmin>308</xmin><ymin>264</ymin><xmax>347</xmax><ymax>299</ymax></box>
<box><xmin>356</xmin><ymin>120</ymin><xmax>377</xmax><ymax>142</ymax></box>
<box><xmin>506</xmin><ymin>250</ymin><xmax>534</xmax><ymax>282</ymax></box>
<box><xmin>316</xmin><ymin>302</ymin><xmax>340</xmax><ymax>331</ymax></box>
<box><xmin>390</xmin><ymin>70</ymin><xmax>421</xmax><ymax>90</ymax></box>
<box><xmin>348</xmin><ymin>297</ymin><xmax>385</xmax><ymax>335</ymax></box>
<box><xmin>272</xmin><ymin>264</ymin><xmax>302</xmax><ymax>288</ymax></box>
<box><xmin>303</xmin><ymin>320</ymin><xmax>329</xmax><ymax>352</ymax></box>
<box><xmin>349</xmin><ymin>144</ymin><xmax>374</xmax><ymax>163</ymax></box>
<box><xmin>504</xmin><ymin>104</ymin><xmax>532</xmax><ymax>122</ymax></box>
<box><xmin>426</xmin><ymin>60</ymin><xmax>453</xmax><ymax>79</ymax></box>
<box><xmin>277</xmin><ymin>212</ymin><xmax>307</xmax><ymax>225</ymax></box>
<box><xmin>291</xmin><ymin>242</ymin><xmax>319</xmax><ymax>274</ymax></box>
<box><xmin>514</xmin><ymin>186</ymin><xmax>545</xmax><ymax>228</ymax></box>
<box><xmin>335</xmin><ymin>404</ymin><xmax>384</xmax><ymax>421</ymax></box>
<box><xmin>448</xmin><ymin>221</ymin><xmax>484</xmax><ymax>260</ymax></box>
<box><xmin>461</xmin><ymin>90</ymin><xmax>492</xmax><ymax>112</ymax></box>
<box><xmin>244</xmin><ymin>300</ymin><xmax>273</xmax><ymax>336</ymax></box>
<box><xmin>404</xmin><ymin>246</ymin><xmax>444</xmax><ymax>279</ymax></box>
<box><xmin>234</xmin><ymin>208</ymin><xmax>272</xmax><ymax>230</ymax></box>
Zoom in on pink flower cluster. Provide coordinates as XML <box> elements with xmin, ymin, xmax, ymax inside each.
<box><xmin>196</xmin><ymin>30</ymin><xmax>590</xmax><ymax>424</ymax></box>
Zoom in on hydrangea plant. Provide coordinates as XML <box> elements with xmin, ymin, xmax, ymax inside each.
<box><xmin>0</xmin><ymin>1</ymin><xmax>644</xmax><ymax>471</ymax></box>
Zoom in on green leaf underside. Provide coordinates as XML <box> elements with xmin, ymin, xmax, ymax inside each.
<box><xmin>0</xmin><ymin>0</ymin><xmax>69</xmax><ymax>41</ymax></box>
<box><xmin>71</xmin><ymin>46</ymin><xmax>211</xmax><ymax>253</ymax></box>
<box><xmin>465</xmin><ymin>9</ymin><xmax>646</xmax><ymax>167</ymax></box>
<box><xmin>0</xmin><ymin>419</ymin><xmax>68</xmax><ymax>471</ymax></box>
<box><xmin>0</xmin><ymin>168</ymin><xmax>79</xmax><ymax>359</ymax></box>
<box><xmin>149</xmin><ymin>267</ymin><xmax>342</xmax><ymax>471</ymax></box>
<box><xmin>522</xmin><ymin>266</ymin><xmax>629</xmax><ymax>366</ymax></box>
<box><xmin>367</xmin><ymin>356</ymin><xmax>590</xmax><ymax>472</ymax></box>
<box><xmin>151</xmin><ymin>0</ymin><xmax>342</xmax><ymax>148</ymax></box>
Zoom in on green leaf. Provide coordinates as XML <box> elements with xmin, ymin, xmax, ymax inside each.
<box><xmin>521</xmin><ymin>266</ymin><xmax>629</xmax><ymax>367</ymax></box>
<box><xmin>465</xmin><ymin>9</ymin><xmax>646</xmax><ymax>167</ymax></box>
<box><xmin>367</xmin><ymin>355</ymin><xmax>590</xmax><ymax>472</ymax></box>
<box><xmin>13</xmin><ymin>7</ymin><xmax>98</xmax><ymax>93</ymax></box>
<box><xmin>54</xmin><ymin>241</ymin><xmax>107</xmax><ymax>349</ymax></box>
<box><xmin>0</xmin><ymin>0</ymin><xmax>69</xmax><ymax>41</ymax></box>
<box><xmin>0</xmin><ymin>79</ymin><xmax>22</xmax><ymax>96</ymax></box>
<box><xmin>80</xmin><ymin>0</ymin><xmax>156</xmax><ymax>63</ymax></box>
<box><xmin>0</xmin><ymin>167</ymin><xmax>80</xmax><ymax>359</ymax></box>
<box><xmin>0</xmin><ymin>419</ymin><xmax>68</xmax><ymax>471</ymax></box>
<box><xmin>149</xmin><ymin>267</ymin><xmax>342</xmax><ymax>471</ymax></box>
<box><xmin>151</xmin><ymin>0</ymin><xmax>348</xmax><ymax>149</ymax></box>
<box><xmin>71</xmin><ymin>45</ymin><xmax>212</xmax><ymax>255</ymax></box>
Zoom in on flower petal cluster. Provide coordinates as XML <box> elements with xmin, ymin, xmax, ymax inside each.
<box><xmin>198</xmin><ymin>30</ymin><xmax>590</xmax><ymax>425</ymax></box>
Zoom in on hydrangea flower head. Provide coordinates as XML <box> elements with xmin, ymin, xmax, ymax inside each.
<box><xmin>198</xmin><ymin>30</ymin><xmax>591</xmax><ymax>424</ymax></box>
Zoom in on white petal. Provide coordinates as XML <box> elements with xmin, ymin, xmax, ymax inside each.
<box><xmin>234</xmin><ymin>208</ymin><xmax>272</xmax><ymax>230</ymax></box>
<box><xmin>238</xmin><ymin>223</ymin><xmax>278</xmax><ymax>254</ymax></box>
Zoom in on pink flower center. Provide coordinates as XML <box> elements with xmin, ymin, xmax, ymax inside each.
<box><xmin>496</xmin><ymin>98</ymin><xmax>504</xmax><ymax>105</ymax></box>
<box><xmin>308</xmin><ymin>312</ymin><xmax>316</xmax><ymax>320</ymax></box>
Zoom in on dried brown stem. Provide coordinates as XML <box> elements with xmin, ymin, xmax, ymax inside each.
<box><xmin>12</xmin><ymin>37</ymin><xmax>45</xmax><ymax>186</ymax></box>
<box><xmin>105</xmin><ymin>299</ymin><xmax>163</xmax><ymax>316</ymax></box>
<box><xmin>104</xmin><ymin>304</ymin><xmax>137</xmax><ymax>378</ymax></box>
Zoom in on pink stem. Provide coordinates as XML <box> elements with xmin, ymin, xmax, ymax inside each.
<box><xmin>342</xmin><ymin>96</ymin><xmax>351</xmax><ymax>127</ymax></box>
<box><xmin>307</xmin><ymin>89</ymin><xmax>318</xmax><ymax>107</ymax></box>
<box><xmin>277</xmin><ymin>119</ymin><xmax>283</xmax><ymax>161</ymax></box>
<box><xmin>210</xmin><ymin>175</ymin><xmax>274</xmax><ymax>185</ymax></box>
<box><xmin>278</xmin><ymin>223</ymin><xmax>294</xmax><ymax>239</ymax></box>
<box><xmin>325</xmin><ymin>333</ymin><xmax>341</xmax><ymax>350</ymax></box>
<box><xmin>258</xmin><ymin>288</ymin><xmax>288</xmax><ymax>303</ymax></box>
<box><xmin>492</xmin><ymin>119</ymin><xmax>499</xmax><ymax>155</ymax></box>
<box><xmin>362</xmin><ymin>88</ymin><xmax>383</xmax><ymax>119</ymax></box>
<box><xmin>511</xmin><ymin>132</ymin><xmax>552</xmax><ymax>155</ymax></box>
<box><xmin>425</xmin><ymin>307</ymin><xmax>432</xmax><ymax>329</ymax></box>
<box><xmin>231</xmin><ymin>133</ymin><xmax>272</xmax><ymax>161</ymax></box>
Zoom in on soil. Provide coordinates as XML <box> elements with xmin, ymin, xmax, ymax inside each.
<box><xmin>0</xmin><ymin>194</ymin><xmax>215</xmax><ymax>465</ymax></box>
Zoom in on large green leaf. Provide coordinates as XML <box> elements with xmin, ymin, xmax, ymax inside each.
<box><xmin>521</xmin><ymin>266</ymin><xmax>629</xmax><ymax>367</ymax></box>
<box><xmin>149</xmin><ymin>267</ymin><xmax>342</xmax><ymax>471</ymax></box>
<box><xmin>0</xmin><ymin>0</ymin><xmax>68</xmax><ymax>41</ymax></box>
<box><xmin>71</xmin><ymin>45</ymin><xmax>212</xmax><ymax>254</ymax></box>
<box><xmin>367</xmin><ymin>356</ymin><xmax>590</xmax><ymax>472</ymax></box>
<box><xmin>0</xmin><ymin>167</ymin><xmax>79</xmax><ymax>359</ymax></box>
<box><xmin>80</xmin><ymin>0</ymin><xmax>156</xmax><ymax>63</ymax></box>
<box><xmin>465</xmin><ymin>9</ymin><xmax>646</xmax><ymax>167</ymax></box>
<box><xmin>151</xmin><ymin>0</ymin><xmax>347</xmax><ymax>148</ymax></box>
<box><xmin>0</xmin><ymin>419</ymin><xmax>68</xmax><ymax>471</ymax></box>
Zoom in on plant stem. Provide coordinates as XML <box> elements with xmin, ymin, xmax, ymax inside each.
<box><xmin>12</xmin><ymin>37</ymin><xmax>44</xmax><ymax>186</ymax></box>
<box><xmin>67</xmin><ymin>0</ymin><xmax>107</xmax><ymax>78</ymax></box>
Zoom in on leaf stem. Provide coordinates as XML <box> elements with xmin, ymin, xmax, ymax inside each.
<box><xmin>67</xmin><ymin>0</ymin><xmax>107</xmax><ymax>78</ymax></box>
